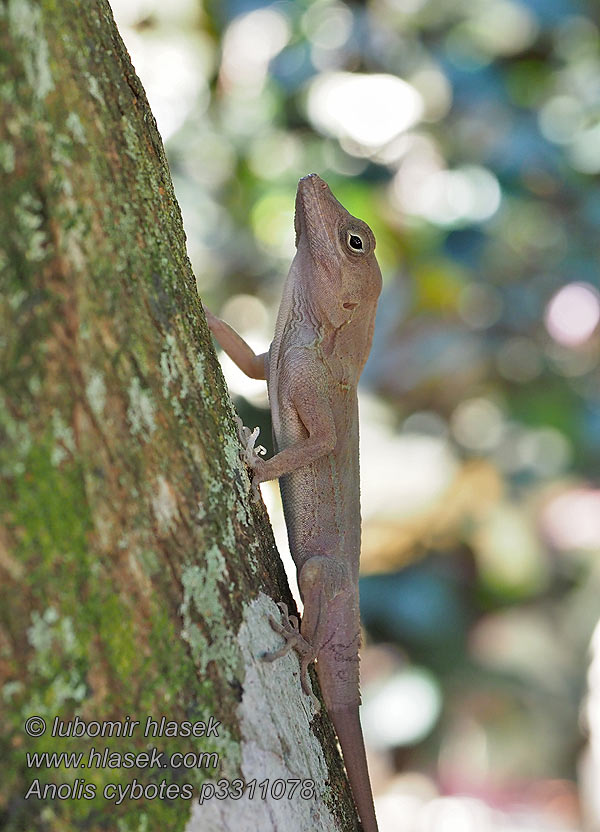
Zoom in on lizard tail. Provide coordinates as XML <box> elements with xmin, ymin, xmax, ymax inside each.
<box><xmin>329</xmin><ymin>704</ymin><xmax>379</xmax><ymax>832</ymax></box>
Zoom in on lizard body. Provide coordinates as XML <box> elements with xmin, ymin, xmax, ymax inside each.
<box><xmin>205</xmin><ymin>174</ymin><xmax>381</xmax><ymax>831</ymax></box>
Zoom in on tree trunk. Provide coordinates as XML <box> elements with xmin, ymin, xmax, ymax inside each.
<box><xmin>0</xmin><ymin>2</ymin><xmax>359</xmax><ymax>829</ymax></box>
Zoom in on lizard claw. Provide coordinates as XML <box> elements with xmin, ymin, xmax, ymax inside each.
<box><xmin>234</xmin><ymin>415</ymin><xmax>267</xmax><ymax>463</ymax></box>
<box><xmin>263</xmin><ymin>602</ymin><xmax>319</xmax><ymax>710</ymax></box>
<box><xmin>234</xmin><ymin>414</ymin><xmax>267</xmax><ymax>499</ymax></box>
<box><xmin>276</xmin><ymin>601</ymin><xmax>296</xmax><ymax>623</ymax></box>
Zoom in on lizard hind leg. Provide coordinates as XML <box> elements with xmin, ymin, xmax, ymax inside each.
<box><xmin>262</xmin><ymin>556</ymin><xmax>351</xmax><ymax>711</ymax></box>
<box><xmin>296</xmin><ymin>555</ymin><xmax>350</xmax><ymax>647</ymax></box>
<box><xmin>262</xmin><ymin>602</ymin><xmax>320</xmax><ymax>709</ymax></box>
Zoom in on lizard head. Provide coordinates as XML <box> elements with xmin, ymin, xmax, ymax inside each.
<box><xmin>294</xmin><ymin>174</ymin><xmax>382</xmax><ymax>330</ymax></box>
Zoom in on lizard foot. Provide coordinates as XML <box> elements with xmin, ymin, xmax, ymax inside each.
<box><xmin>262</xmin><ymin>602</ymin><xmax>320</xmax><ymax>712</ymax></box>
<box><xmin>234</xmin><ymin>414</ymin><xmax>267</xmax><ymax>499</ymax></box>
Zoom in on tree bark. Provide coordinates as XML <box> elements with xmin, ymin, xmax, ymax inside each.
<box><xmin>0</xmin><ymin>1</ymin><xmax>359</xmax><ymax>830</ymax></box>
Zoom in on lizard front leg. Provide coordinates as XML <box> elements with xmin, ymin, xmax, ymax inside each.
<box><xmin>203</xmin><ymin>305</ymin><xmax>270</xmax><ymax>495</ymax></box>
<box><xmin>203</xmin><ymin>305</ymin><xmax>268</xmax><ymax>380</ymax></box>
<box><xmin>251</xmin><ymin>369</ymin><xmax>337</xmax><ymax>486</ymax></box>
<box><xmin>205</xmin><ymin>316</ymin><xmax>336</xmax><ymax>496</ymax></box>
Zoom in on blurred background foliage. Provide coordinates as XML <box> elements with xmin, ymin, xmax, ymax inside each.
<box><xmin>111</xmin><ymin>0</ymin><xmax>600</xmax><ymax>827</ymax></box>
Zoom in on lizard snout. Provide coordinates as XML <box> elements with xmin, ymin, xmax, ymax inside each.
<box><xmin>299</xmin><ymin>173</ymin><xmax>329</xmax><ymax>190</ymax></box>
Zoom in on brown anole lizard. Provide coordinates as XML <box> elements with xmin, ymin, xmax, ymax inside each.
<box><xmin>204</xmin><ymin>173</ymin><xmax>382</xmax><ymax>831</ymax></box>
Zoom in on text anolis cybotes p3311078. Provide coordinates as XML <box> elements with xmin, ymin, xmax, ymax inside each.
<box><xmin>204</xmin><ymin>173</ymin><xmax>382</xmax><ymax>831</ymax></box>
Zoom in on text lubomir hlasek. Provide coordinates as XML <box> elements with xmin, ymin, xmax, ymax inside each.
<box><xmin>50</xmin><ymin>715</ymin><xmax>221</xmax><ymax>738</ymax></box>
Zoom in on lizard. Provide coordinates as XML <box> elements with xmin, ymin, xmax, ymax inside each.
<box><xmin>204</xmin><ymin>173</ymin><xmax>382</xmax><ymax>832</ymax></box>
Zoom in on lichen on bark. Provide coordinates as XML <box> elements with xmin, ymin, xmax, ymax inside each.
<box><xmin>0</xmin><ymin>2</ymin><xmax>360</xmax><ymax>830</ymax></box>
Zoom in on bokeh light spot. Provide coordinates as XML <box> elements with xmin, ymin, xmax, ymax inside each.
<box><xmin>539</xmin><ymin>95</ymin><xmax>584</xmax><ymax>145</ymax></box>
<box><xmin>544</xmin><ymin>282</ymin><xmax>600</xmax><ymax>346</ymax></box>
<box><xmin>569</xmin><ymin>122</ymin><xmax>600</xmax><ymax>174</ymax></box>
<box><xmin>302</xmin><ymin>1</ymin><xmax>353</xmax><ymax>50</ymax></box>
<box><xmin>307</xmin><ymin>72</ymin><xmax>423</xmax><ymax>150</ymax></box>
<box><xmin>451</xmin><ymin>398</ymin><xmax>504</xmax><ymax>452</ymax></box>
<box><xmin>250</xmin><ymin>191</ymin><xmax>296</xmax><ymax>259</ymax></box>
<box><xmin>362</xmin><ymin>667</ymin><xmax>442</xmax><ymax>749</ymax></box>
<box><xmin>220</xmin><ymin>8</ymin><xmax>290</xmax><ymax>91</ymax></box>
<box><xmin>466</xmin><ymin>0</ymin><xmax>539</xmax><ymax>57</ymax></box>
<box><xmin>393</xmin><ymin>164</ymin><xmax>501</xmax><ymax>226</ymax></box>
<box><xmin>542</xmin><ymin>488</ymin><xmax>600</xmax><ymax>551</ymax></box>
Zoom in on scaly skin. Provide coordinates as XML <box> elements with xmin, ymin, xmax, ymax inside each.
<box><xmin>204</xmin><ymin>174</ymin><xmax>382</xmax><ymax>832</ymax></box>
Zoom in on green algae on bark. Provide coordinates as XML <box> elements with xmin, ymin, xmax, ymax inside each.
<box><xmin>0</xmin><ymin>1</ymin><xmax>291</xmax><ymax>830</ymax></box>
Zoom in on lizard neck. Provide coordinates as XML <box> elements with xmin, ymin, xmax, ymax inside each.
<box><xmin>276</xmin><ymin>274</ymin><xmax>332</xmax><ymax>355</ymax></box>
<box><xmin>289</xmin><ymin>279</ymin><xmax>323</xmax><ymax>344</ymax></box>
<box><xmin>321</xmin><ymin>306</ymin><xmax>377</xmax><ymax>386</ymax></box>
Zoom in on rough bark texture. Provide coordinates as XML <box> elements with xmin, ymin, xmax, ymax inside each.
<box><xmin>0</xmin><ymin>2</ymin><xmax>360</xmax><ymax>830</ymax></box>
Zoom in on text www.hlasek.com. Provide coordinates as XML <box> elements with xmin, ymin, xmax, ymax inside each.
<box><xmin>27</xmin><ymin>746</ymin><xmax>219</xmax><ymax>771</ymax></box>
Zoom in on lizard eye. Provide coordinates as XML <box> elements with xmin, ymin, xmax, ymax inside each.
<box><xmin>347</xmin><ymin>232</ymin><xmax>364</xmax><ymax>252</ymax></box>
